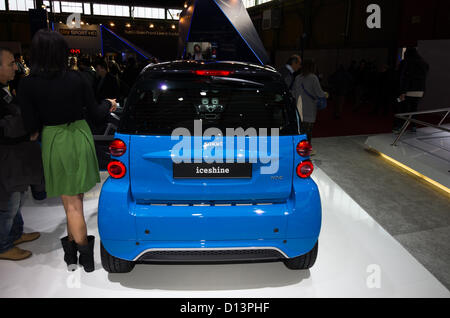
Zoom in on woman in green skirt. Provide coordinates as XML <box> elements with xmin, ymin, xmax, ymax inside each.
<box><xmin>17</xmin><ymin>30</ymin><xmax>117</xmax><ymax>272</ymax></box>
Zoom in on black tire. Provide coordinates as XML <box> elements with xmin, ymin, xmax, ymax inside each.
<box><xmin>283</xmin><ymin>242</ymin><xmax>318</xmax><ymax>270</ymax></box>
<box><xmin>101</xmin><ymin>242</ymin><xmax>135</xmax><ymax>273</ymax></box>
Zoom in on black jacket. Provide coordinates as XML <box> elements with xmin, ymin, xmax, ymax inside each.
<box><xmin>399</xmin><ymin>58</ymin><xmax>429</xmax><ymax>94</ymax></box>
<box><xmin>94</xmin><ymin>72</ymin><xmax>120</xmax><ymax>103</ymax></box>
<box><xmin>278</xmin><ymin>65</ymin><xmax>295</xmax><ymax>92</ymax></box>
<box><xmin>17</xmin><ymin>70</ymin><xmax>112</xmax><ymax>133</ymax></box>
<box><xmin>0</xmin><ymin>85</ymin><xmax>44</xmax><ymax>207</ymax></box>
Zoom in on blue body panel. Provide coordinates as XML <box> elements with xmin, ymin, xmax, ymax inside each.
<box><xmin>98</xmin><ymin>133</ymin><xmax>322</xmax><ymax>261</ymax></box>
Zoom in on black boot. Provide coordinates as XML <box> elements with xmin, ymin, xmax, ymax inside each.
<box><xmin>60</xmin><ymin>236</ymin><xmax>78</xmax><ymax>271</ymax></box>
<box><xmin>77</xmin><ymin>236</ymin><xmax>95</xmax><ymax>273</ymax></box>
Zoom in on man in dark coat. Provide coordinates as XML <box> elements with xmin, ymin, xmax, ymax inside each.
<box><xmin>278</xmin><ymin>55</ymin><xmax>302</xmax><ymax>96</ymax></box>
<box><xmin>394</xmin><ymin>48</ymin><xmax>429</xmax><ymax>132</ymax></box>
<box><xmin>93</xmin><ymin>58</ymin><xmax>120</xmax><ymax>103</ymax></box>
<box><xmin>0</xmin><ymin>47</ymin><xmax>43</xmax><ymax>261</ymax></box>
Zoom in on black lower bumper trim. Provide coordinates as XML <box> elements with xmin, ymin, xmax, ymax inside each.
<box><xmin>136</xmin><ymin>249</ymin><xmax>286</xmax><ymax>263</ymax></box>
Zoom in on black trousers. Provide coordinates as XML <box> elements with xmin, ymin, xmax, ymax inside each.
<box><xmin>393</xmin><ymin>96</ymin><xmax>421</xmax><ymax>129</ymax></box>
<box><xmin>301</xmin><ymin>122</ymin><xmax>315</xmax><ymax>144</ymax></box>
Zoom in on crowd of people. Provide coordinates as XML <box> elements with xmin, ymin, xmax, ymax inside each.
<box><xmin>281</xmin><ymin>48</ymin><xmax>429</xmax><ymax>145</ymax></box>
<box><xmin>0</xmin><ymin>30</ymin><xmax>130</xmax><ymax>271</ymax></box>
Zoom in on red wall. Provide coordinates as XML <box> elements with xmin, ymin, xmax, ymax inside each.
<box><xmin>398</xmin><ymin>0</ymin><xmax>450</xmax><ymax>47</ymax></box>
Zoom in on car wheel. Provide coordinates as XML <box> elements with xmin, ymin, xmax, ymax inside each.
<box><xmin>283</xmin><ymin>241</ymin><xmax>318</xmax><ymax>270</ymax></box>
<box><xmin>101</xmin><ymin>242</ymin><xmax>135</xmax><ymax>273</ymax></box>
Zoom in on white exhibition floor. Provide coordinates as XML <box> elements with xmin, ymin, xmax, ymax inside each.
<box><xmin>0</xmin><ymin>169</ymin><xmax>449</xmax><ymax>298</ymax></box>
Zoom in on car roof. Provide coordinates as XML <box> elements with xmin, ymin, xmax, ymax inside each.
<box><xmin>140</xmin><ymin>60</ymin><xmax>281</xmax><ymax>80</ymax></box>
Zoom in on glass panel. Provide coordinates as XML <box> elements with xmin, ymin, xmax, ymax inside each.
<box><xmin>120</xmin><ymin>80</ymin><xmax>296</xmax><ymax>136</ymax></box>
<box><xmin>53</xmin><ymin>1</ymin><xmax>61</xmax><ymax>13</ymax></box>
<box><xmin>26</xmin><ymin>0</ymin><xmax>34</xmax><ymax>9</ymax></box>
<box><xmin>167</xmin><ymin>9</ymin><xmax>182</xmax><ymax>20</ymax></box>
<box><xmin>60</xmin><ymin>1</ymin><xmax>83</xmax><ymax>13</ymax></box>
<box><xmin>17</xmin><ymin>0</ymin><xmax>26</xmax><ymax>11</ymax></box>
<box><xmin>92</xmin><ymin>3</ymin><xmax>129</xmax><ymax>17</ymax></box>
<box><xmin>83</xmin><ymin>2</ymin><xmax>90</xmax><ymax>15</ymax></box>
<box><xmin>132</xmin><ymin>6</ymin><xmax>165</xmax><ymax>19</ymax></box>
<box><xmin>243</xmin><ymin>0</ymin><xmax>256</xmax><ymax>8</ymax></box>
<box><xmin>8</xmin><ymin>0</ymin><xmax>36</xmax><ymax>11</ymax></box>
<box><xmin>100</xmin><ymin>4</ymin><xmax>107</xmax><ymax>15</ymax></box>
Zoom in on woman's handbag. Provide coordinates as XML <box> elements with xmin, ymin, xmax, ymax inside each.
<box><xmin>301</xmin><ymin>83</ymin><xmax>328</xmax><ymax>110</ymax></box>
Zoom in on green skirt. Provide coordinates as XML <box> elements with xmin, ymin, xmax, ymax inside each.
<box><xmin>41</xmin><ymin>120</ymin><xmax>100</xmax><ymax>198</ymax></box>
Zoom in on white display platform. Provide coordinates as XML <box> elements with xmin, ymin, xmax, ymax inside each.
<box><xmin>0</xmin><ymin>169</ymin><xmax>448</xmax><ymax>298</ymax></box>
<box><xmin>365</xmin><ymin>125</ymin><xmax>450</xmax><ymax>189</ymax></box>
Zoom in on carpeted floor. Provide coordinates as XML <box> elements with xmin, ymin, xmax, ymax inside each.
<box><xmin>312</xmin><ymin>98</ymin><xmax>447</xmax><ymax>138</ymax></box>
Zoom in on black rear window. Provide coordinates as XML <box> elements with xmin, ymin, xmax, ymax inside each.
<box><xmin>119</xmin><ymin>77</ymin><xmax>299</xmax><ymax>136</ymax></box>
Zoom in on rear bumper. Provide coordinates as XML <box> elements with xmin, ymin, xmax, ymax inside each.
<box><xmin>100</xmin><ymin>238</ymin><xmax>319</xmax><ymax>263</ymax></box>
<box><xmin>98</xmin><ymin>177</ymin><xmax>322</xmax><ymax>262</ymax></box>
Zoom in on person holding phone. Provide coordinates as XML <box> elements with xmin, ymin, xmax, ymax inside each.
<box><xmin>17</xmin><ymin>30</ymin><xmax>117</xmax><ymax>272</ymax></box>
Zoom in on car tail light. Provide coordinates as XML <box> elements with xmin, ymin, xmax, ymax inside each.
<box><xmin>109</xmin><ymin>139</ymin><xmax>127</xmax><ymax>157</ymax></box>
<box><xmin>107</xmin><ymin>161</ymin><xmax>126</xmax><ymax>179</ymax></box>
<box><xmin>194</xmin><ymin>70</ymin><xmax>232</xmax><ymax>76</ymax></box>
<box><xmin>296</xmin><ymin>161</ymin><xmax>314</xmax><ymax>178</ymax></box>
<box><xmin>296</xmin><ymin>140</ymin><xmax>312</xmax><ymax>157</ymax></box>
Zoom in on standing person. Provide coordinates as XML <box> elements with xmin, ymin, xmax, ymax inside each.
<box><xmin>394</xmin><ymin>48</ymin><xmax>429</xmax><ymax>133</ymax></box>
<box><xmin>78</xmin><ymin>55</ymin><xmax>96</xmax><ymax>90</ymax></box>
<box><xmin>0</xmin><ymin>47</ymin><xmax>42</xmax><ymax>261</ymax></box>
<box><xmin>17</xmin><ymin>30</ymin><xmax>117</xmax><ymax>272</ymax></box>
<box><xmin>292</xmin><ymin>59</ymin><xmax>327</xmax><ymax>149</ymax></box>
<box><xmin>9</xmin><ymin>53</ymin><xmax>29</xmax><ymax>95</ymax></box>
<box><xmin>93</xmin><ymin>58</ymin><xmax>120</xmax><ymax>103</ymax></box>
<box><xmin>353</xmin><ymin>60</ymin><xmax>369</xmax><ymax>112</ymax></box>
<box><xmin>279</xmin><ymin>55</ymin><xmax>302</xmax><ymax>95</ymax></box>
<box><xmin>371</xmin><ymin>64</ymin><xmax>397</xmax><ymax>116</ymax></box>
<box><xmin>193</xmin><ymin>44</ymin><xmax>204</xmax><ymax>61</ymax></box>
<box><xmin>328</xmin><ymin>64</ymin><xmax>353</xmax><ymax>119</ymax></box>
<box><xmin>69</xmin><ymin>56</ymin><xmax>78</xmax><ymax>71</ymax></box>
<box><xmin>121</xmin><ymin>57</ymin><xmax>140</xmax><ymax>88</ymax></box>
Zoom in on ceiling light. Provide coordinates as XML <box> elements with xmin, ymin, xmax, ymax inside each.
<box><xmin>126</xmin><ymin>23</ymin><xmax>131</xmax><ymax>28</ymax></box>
<box><xmin>149</xmin><ymin>24</ymin><xmax>154</xmax><ymax>28</ymax></box>
<box><xmin>110</xmin><ymin>22</ymin><xmax>115</xmax><ymax>27</ymax></box>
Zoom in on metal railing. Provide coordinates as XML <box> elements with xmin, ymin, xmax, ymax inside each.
<box><xmin>392</xmin><ymin>107</ymin><xmax>450</xmax><ymax>146</ymax></box>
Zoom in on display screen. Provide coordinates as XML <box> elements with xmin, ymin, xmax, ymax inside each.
<box><xmin>185</xmin><ymin>42</ymin><xmax>218</xmax><ymax>61</ymax></box>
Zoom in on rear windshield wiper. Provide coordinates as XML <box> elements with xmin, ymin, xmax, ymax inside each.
<box><xmin>209</xmin><ymin>76</ymin><xmax>265</xmax><ymax>87</ymax></box>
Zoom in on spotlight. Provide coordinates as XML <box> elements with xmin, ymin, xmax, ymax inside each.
<box><xmin>126</xmin><ymin>23</ymin><xmax>131</xmax><ymax>28</ymax></box>
<box><xmin>149</xmin><ymin>24</ymin><xmax>154</xmax><ymax>28</ymax></box>
<box><xmin>110</xmin><ymin>22</ymin><xmax>115</xmax><ymax>27</ymax></box>
<box><xmin>171</xmin><ymin>24</ymin><xmax>176</xmax><ymax>29</ymax></box>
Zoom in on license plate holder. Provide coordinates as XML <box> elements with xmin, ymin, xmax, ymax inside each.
<box><xmin>173</xmin><ymin>163</ymin><xmax>252</xmax><ymax>179</ymax></box>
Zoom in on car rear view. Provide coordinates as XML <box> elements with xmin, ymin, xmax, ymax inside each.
<box><xmin>98</xmin><ymin>61</ymin><xmax>322</xmax><ymax>273</ymax></box>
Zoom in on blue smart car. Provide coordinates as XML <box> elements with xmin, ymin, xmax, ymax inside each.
<box><xmin>98</xmin><ymin>61</ymin><xmax>322</xmax><ymax>273</ymax></box>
